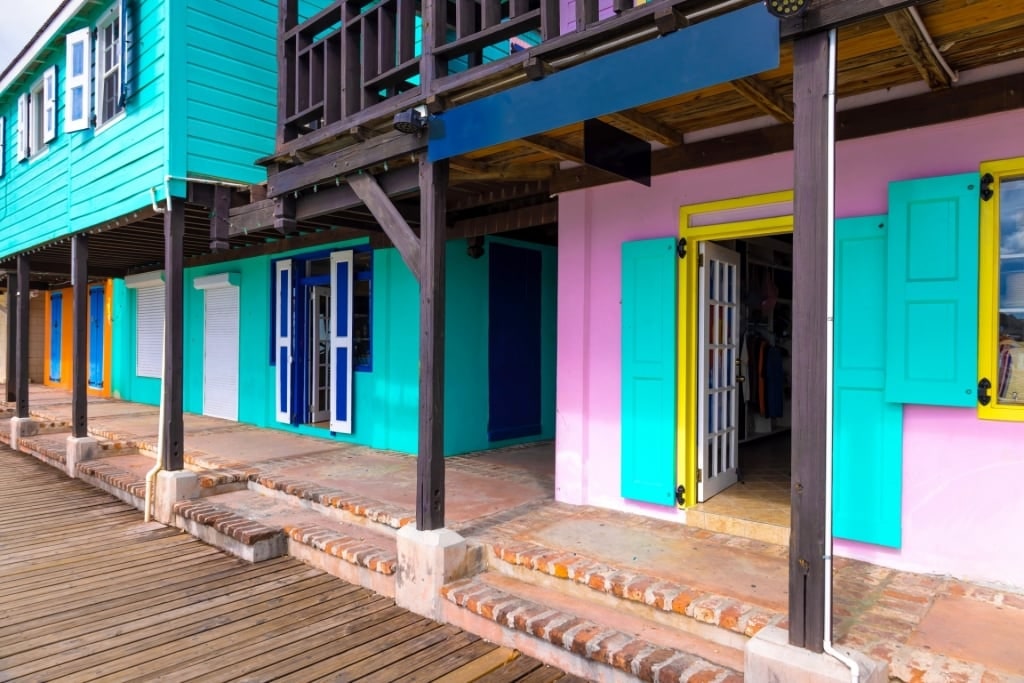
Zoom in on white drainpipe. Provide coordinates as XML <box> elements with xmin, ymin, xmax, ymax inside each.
<box><xmin>822</xmin><ymin>26</ymin><xmax>860</xmax><ymax>683</ymax></box>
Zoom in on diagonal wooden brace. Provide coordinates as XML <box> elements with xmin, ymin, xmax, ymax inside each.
<box><xmin>348</xmin><ymin>173</ymin><xmax>422</xmax><ymax>282</ymax></box>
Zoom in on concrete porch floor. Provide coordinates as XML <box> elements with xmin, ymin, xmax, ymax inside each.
<box><xmin>4</xmin><ymin>384</ymin><xmax>1024</xmax><ymax>681</ymax></box>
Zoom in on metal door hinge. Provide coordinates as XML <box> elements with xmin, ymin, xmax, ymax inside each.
<box><xmin>696</xmin><ymin>469</ymin><xmax>703</xmax><ymax>483</ymax></box>
<box><xmin>697</xmin><ymin>253</ymin><xmax>704</xmax><ymax>267</ymax></box>
<box><xmin>980</xmin><ymin>173</ymin><xmax>995</xmax><ymax>202</ymax></box>
<box><xmin>978</xmin><ymin>377</ymin><xmax>992</xmax><ymax>406</ymax></box>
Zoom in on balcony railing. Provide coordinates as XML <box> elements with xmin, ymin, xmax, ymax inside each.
<box><xmin>277</xmin><ymin>0</ymin><xmax>699</xmax><ymax>155</ymax></box>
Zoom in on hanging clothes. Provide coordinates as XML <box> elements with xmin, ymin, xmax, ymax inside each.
<box><xmin>764</xmin><ymin>344</ymin><xmax>785</xmax><ymax>418</ymax></box>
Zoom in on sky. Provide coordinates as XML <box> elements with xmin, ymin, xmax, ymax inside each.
<box><xmin>1</xmin><ymin>2</ymin><xmax>66</xmax><ymax>76</ymax></box>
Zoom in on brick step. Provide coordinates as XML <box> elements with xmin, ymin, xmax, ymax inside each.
<box><xmin>487</xmin><ymin>540</ymin><xmax>786</xmax><ymax>648</ymax></box>
<box><xmin>442</xmin><ymin>572</ymin><xmax>744</xmax><ymax>683</ymax></box>
<box><xmin>249</xmin><ymin>472</ymin><xmax>414</xmax><ymax>536</ymax></box>
<box><xmin>178</xmin><ymin>489</ymin><xmax>398</xmax><ymax>598</ymax></box>
<box><xmin>77</xmin><ymin>460</ymin><xmax>148</xmax><ymax>511</ymax></box>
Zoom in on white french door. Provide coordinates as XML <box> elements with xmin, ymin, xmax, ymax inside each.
<box><xmin>697</xmin><ymin>242</ymin><xmax>741</xmax><ymax>501</ymax></box>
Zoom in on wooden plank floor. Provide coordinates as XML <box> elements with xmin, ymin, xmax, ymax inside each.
<box><xmin>0</xmin><ymin>447</ymin><xmax>586</xmax><ymax>683</ymax></box>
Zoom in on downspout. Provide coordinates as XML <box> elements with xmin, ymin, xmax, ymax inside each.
<box><xmin>143</xmin><ymin>321</ymin><xmax>165</xmax><ymax>523</ymax></box>
<box><xmin>822</xmin><ymin>26</ymin><xmax>860</xmax><ymax>683</ymax></box>
<box><xmin>151</xmin><ymin>176</ymin><xmax>249</xmax><ymax>216</ymax></box>
<box><xmin>908</xmin><ymin>6</ymin><xmax>958</xmax><ymax>84</ymax></box>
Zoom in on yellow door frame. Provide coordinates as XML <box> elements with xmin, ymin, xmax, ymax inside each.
<box><xmin>676</xmin><ymin>190</ymin><xmax>794</xmax><ymax>507</ymax></box>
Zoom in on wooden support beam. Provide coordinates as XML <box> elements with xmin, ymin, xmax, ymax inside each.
<box><xmin>161</xmin><ymin>198</ymin><xmax>186</xmax><ymax>471</ymax></box>
<box><xmin>450</xmin><ymin>201</ymin><xmax>558</xmax><ymax>237</ymax></box>
<box><xmin>789</xmin><ymin>29</ymin><xmax>833</xmax><ymax>652</ymax></box>
<box><xmin>268</xmin><ymin>129</ymin><xmax>427</xmax><ymax>198</ymax></box>
<box><xmin>15</xmin><ymin>254</ymin><xmax>30</xmax><ymax>419</ymax></box>
<box><xmin>229</xmin><ymin>165</ymin><xmax>421</xmax><ymax>235</ymax></box>
<box><xmin>5</xmin><ymin>280</ymin><xmax>15</xmax><ymax>404</ymax></box>
<box><xmin>600</xmin><ymin>109</ymin><xmax>685</xmax><ymax>147</ymax></box>
<box><xmin>884</xmin><ymin>7</ymin><xmax>952</xmax><ymax>89</ymax></box>
<box><xmin>210</xmin><ymin>186</ymin><xmax>232</xmax><ymax>251</ymax></box>
<box><xmin>71</xmin><ymin>235</ymin><xmax>89</xmax><ymax>439</ymax></box>
<box><xmin>780</xmin><ymin>0</ymin><xmax>931</xmax><ymax>39</ymax></box>
<box><xmin>23</xmin><ymin>260</ymin><xmax>126</xmax><ymax>279</ymax></box>
<box><xmin>417</xmin><ymin>156</ymin><xmax>449</xmax><ymax>531</ymax></box>
<box><xmin>521</xmin><ymin>135</ymin><xmax>586</xmax><ymax>164</ymax></box>
<box><xmin>275</xmin><ymin>195</ymin><xmax>298</xmax><ymax>235</ymax></box>
<box><xmin>730</xmin><ymin>76</ymin><xmax>795</xmax><ymax>123</ymax></box>
<box><xmin>449</xmin><ymin>181</ymin><xmax>549</xmax><ymax>211</ymax></box>
<box><xmin>348</xmin><ymin>173</ymin><xmax>423</xmax><ymax>281</ymax></box>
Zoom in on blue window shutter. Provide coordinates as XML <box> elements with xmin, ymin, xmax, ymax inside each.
<box><xmin>89</xmin><ymin>286</ymin><xmax>105</xmax><ymax>388</ymax></box>
<box><xmin>50</xmin><ymin>294</ymin><xmax>63</xmax><ymax>382</ymax></box>
<box><xmin>886</xmin><ymin>173</ymin><xmax>979</xmax><ymax>406</ymax></box>
<box><xmin>330</xmin><ymin>251</ymin><xmax>354</xmax><ymax>434</ymax></box>
<box><xmin>834</xmin><ymin>216</ymin><xmax>904</xmax><ymax>548</ymax></box>
<box><xmin>275</xmin><ymin>259</ymin><xmax>293</xmax><ymax>424</ymax></box>
<box><xmin>621</xmin><ymin>237</ymin><xmax>677</xmax><ymax>505</ymax></box>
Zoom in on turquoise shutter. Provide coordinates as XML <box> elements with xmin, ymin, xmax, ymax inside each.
<box><xmin>886</xmin><ymin>174</ymin><xmax>979</xmax><ymax>406</ymax></box>
<box><xmin>621</xmin><ymin>238</ymin><xmax>677</xmax><ymax>505</ymax></box>
<box><xmin>834</xmin><ymin>216</ymin><xmax>904</xmax><ymax>548</ymax></box>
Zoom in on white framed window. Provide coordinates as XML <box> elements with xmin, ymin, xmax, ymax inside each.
<box><xmin>16</xmin><ymin>65</ymin><xmax>58</xmax><ymax>162</ymax></box>
<box><xmin>65</xmin><ymin>28</ymin><xmax>91</xmax><ymax>132</ymax></box>
<box><xmin>135</xmin><ymin>284</ymin><xmax>164</xmax><ymax>378</ymax></box>
<box><xmin>42</xmin><ymin>66</ymin><xmax>57</xmax><ymax>143</ymax></box>
<box><xmin>96</xmin><ymin>2</ymin><xmax>124</xmax><ymax>128</ymax></box>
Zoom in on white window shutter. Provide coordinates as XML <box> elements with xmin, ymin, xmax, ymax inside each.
<box><xmin>0</xmin><ymin>116</ymin><xmax>5</xmax><ymax>177</ymax></box>
<box><xmin>135</xmin><ymin>285</ymin><xmax>165</xmax><ymax>378</ymax></box>
<box><xmin>16</xmin><ymin>94</ymin><xmax>28</xmax><ymax>161</ymax></box>
<box><xmin>65</xmin><ymin>28</ymin><xmax>91</xmax><ymax>132</ymax></box>
<box><xmin>329</xmin><ymin>251</ymin><xmax>354</xmax><ymax>434</ymax></box>
<box><xmin>275</xmin><ymin>259</ymin><xmax>293</xmax><ymax>424</ymax></box>
<box><xmin>43</xmin><ymin>65</ymin><xmax>58</xmax><ymax>142</ymax></box>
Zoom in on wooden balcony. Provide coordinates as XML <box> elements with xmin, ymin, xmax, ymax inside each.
<box><xmin>274</xmin><ymin>0</ymin><xmax>697</xmax><ymax>160</ymax></box>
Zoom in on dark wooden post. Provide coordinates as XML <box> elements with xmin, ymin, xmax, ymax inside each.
<box><xmin>789</xmin><ymin>29</ymin><xmax>834</xmax><ymax>652</ymax></box>
<box><xmin>416</xmin><ymin>155</ymin><xmax>449</xmax><ymax>530</ymax></box>
<box><xmin>5</xmin><ymin>276</ymin><xmax>15</xmax><ymax>404</ymax></box>
<box><xmin>71</xmin><ymin>235</ymin><xmax>89</xmax><ymax>439</ymax></box>
<box><xmin>161</xmin><ymin>198</ymin><xmax>185</xmax><ymax>471</ymax></box>
<box><xmin>15</xmin><ymin>254</ymin><xmax>30</xmax><ymax>419</ymax></box>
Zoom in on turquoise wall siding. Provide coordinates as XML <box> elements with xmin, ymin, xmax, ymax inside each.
<box><xmin>183</xmin><ymin>0</ymin><xmax>278</xmax><ymax>184</ymax></box>
<box><xmin>113</xmin><ymin>236</ymin><xmax>557</xmax><ymax>456</ymax></box>
<box><xmin>0</xmin><ymin>0</ymin><xmax>168</xmax><ymax>259</ymax></box>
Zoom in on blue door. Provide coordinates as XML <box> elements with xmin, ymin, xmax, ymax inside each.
<box><xmin>49</xmin><ymin>293</ymin><xmax>62</xmax><ymax>382</ymax></box>
<box><xmin>89</xmin><ymin>286</ymin><xmax>105</xmax><ymax>388</ymax></box>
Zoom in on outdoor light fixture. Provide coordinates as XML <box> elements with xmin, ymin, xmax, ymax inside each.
<box><xmin>393</xmin><ymin>106</ymin><xmax>429</xmax><ymax>134</ymax></box>
<box><xmin>765</xmin><ymin>0</ymin><xmax>808</xmax><ymax>18</ymax></box>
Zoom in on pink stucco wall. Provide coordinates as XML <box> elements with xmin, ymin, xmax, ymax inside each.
<box><xmin>556</xmin><ymin>108</ymin><xmax>1024</xmax><ymax>586</ymax></box>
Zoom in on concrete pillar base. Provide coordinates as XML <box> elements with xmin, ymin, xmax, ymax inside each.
<box><xmin>65</xmin><ymin>436</ymin><xmax>99</xmax><ymax>478</ymax></box>
<box><xmin>10</xmin><ymin>416</ymin><xmax>38</xmax><ymax>450</ymax></box>
<box><xmin>745</xmin><ymin>626</ymin><xmax>888</xmax><ymax>683</ymax></box>
<box><xmin>396</xmin><ymin>526</ymin><xmax>477</xmax><ymax>621</ymax></box>
<box><xmin>154</xmin><ymin>470</ymin><xmax>199</xmax><ymax>525</ymax></box>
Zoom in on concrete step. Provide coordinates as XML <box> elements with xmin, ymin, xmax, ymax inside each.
<box><xmin>177</xmin><ymin>489</ymin><xmax>398</xmax><ymax>598</ymax></box>
<box><xmin>486</xmin><ymin>539</ymin><xmax>786</xmax><ymax>650</ymax></box>
<box><xmin>442</xmin><ymin>572</ymin><xmax>744</xmax><ymax>683</ymax></box>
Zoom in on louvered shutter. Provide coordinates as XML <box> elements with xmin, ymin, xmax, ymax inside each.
<box><xmin>136</xmin><ymin>285</ymin><xmax>164</xmax><ymax>378</ymax></box>
<box><xmin>16</xmin><ymin>94</ymin><xmax>28</xmax><ymax>161</ymax></box>
<box><xmin>43</xmin><ymin>66</ymin><xmax>57</xmax><ymax>142</ymax></box>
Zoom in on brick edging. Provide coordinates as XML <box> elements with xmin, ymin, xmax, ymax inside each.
<box><xmin>492</xmin><ymin>541</ymin><xmax>786</xmax><ymax>638</ymax></box>
<box><xmin>442</xmin><ymin>578</ymin><xmax>741</xmax><ymax>683</ymax></box>
<box><xmin>173</xmin><ymin>499</ymin><xmax>282</xmax><ymax>546</ymax></box>
<box><xmin>255</xmin><ymin>474</ymin><xmax>414</xmax><ymax>529</ymax></box>
<box><xmin>283</xmin><ymin>523</ymin><xmax>397</xmax><ymax>575</ymax></box>
<box><xmin>77</xmin><ymin>461</ymin><xmax>147</xmax><ymax>499</ymax></box>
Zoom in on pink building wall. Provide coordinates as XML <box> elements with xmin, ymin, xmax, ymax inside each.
<box><xmin>556</xmin><ymin>108</ymin><xmax>1024</xmax><ymax>587</ymax></box>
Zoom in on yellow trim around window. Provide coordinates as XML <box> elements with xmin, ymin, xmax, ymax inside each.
<box><xmin>978</xmin><ymin>157</ymin><xmax>1024</xmax><ymax>422</ymax></box>
<box><xmin>676</xmin><ymin>191</ymin><xmax>794</xmax><ymax>507</ymax></box>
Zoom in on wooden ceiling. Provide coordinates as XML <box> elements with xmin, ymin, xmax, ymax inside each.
<box><xmin>451</xmin><ymin>0</ymin><xmax>1024</xmax><ymax>189</ymax></box>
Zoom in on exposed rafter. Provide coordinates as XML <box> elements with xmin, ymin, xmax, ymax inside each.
<box><xmin>450</xmin><ymin>158</ymin><xmax>555</xmax><ymax>182</ymax></box>
<box><xmin>730</xmin><ymin>76</ymin><xmax>794</xmax><ymax>124</ymax></box>
<box><xmin>521</xmin><ymin>135</ymin><xmax>586</xmax><ymax>165</ymax></box>
<box><xmin>885</xmin><ymin>7</ymin><xmax>953</xmax><ymax>89</ymax></box>
<box><xmin>600</xmin><ymin>109</ymin><xmax>684</xmax><ymax>147</ymax></box>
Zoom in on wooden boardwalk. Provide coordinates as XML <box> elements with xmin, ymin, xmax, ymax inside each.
<box><xmin>0</xmin><ymin>447</ymin><xmax>583</xmax><ymax>682</ymax></box>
